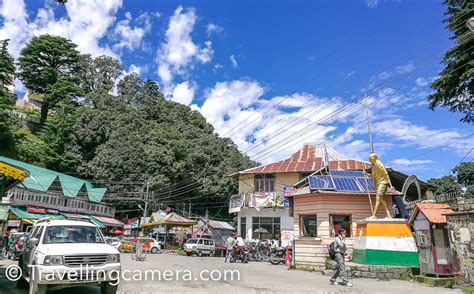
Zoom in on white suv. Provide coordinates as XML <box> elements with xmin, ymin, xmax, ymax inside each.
<box><xmin>17</xmin><ymin>218</ymin><xmax>121</xmax><ymax>294</ymax></box>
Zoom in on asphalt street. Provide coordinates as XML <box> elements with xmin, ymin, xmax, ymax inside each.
<box><xmin>0</xmin><ymin>253</ymin><xmax>463</xmax><ymax>294</ymax></box>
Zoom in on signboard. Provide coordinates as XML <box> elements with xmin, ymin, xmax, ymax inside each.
<box><xmin>7</xmin><ymin>220</ymin><xmax>20</xmax><ymax>227</ymax></box>
<box><xmin>281</xmin><ymin>229</ymin><xmax>294</xmax><ymax>248</ymax></box>
<box><xmin>27</xmin><ymin>205</ymin><xmax>47</xmax><ymax>214</ymax></box>
<box><xmin>27</xmin><ymin>205</ymin><xmax>59</xmax><ymax>215</ymax></box>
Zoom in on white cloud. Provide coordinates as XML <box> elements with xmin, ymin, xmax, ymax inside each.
<box><xmin>373</xmin><ymin>119</ymin><xmax>474</xmax><ymax>155</ymax></box>
<box><xmin>366</xmin><ymin>0</ymin><xmax>379</xmax><ymax>8</ymax></box>
<box><xmin>193</xmin><ymin>80</ymin><xmax>345</xmax><ymax>163</ymax></box>
<box><xmin>213</xmin><ymin>63</ymin><xmax>224</xmax><ymax>72</ymax></box>
<box><xmin>157</xmin><ymin>6</ymin><xmax>214</xmax><ymax>97</ymax></box>
<box><xmin>389</xmin><ymin>159</ymin><xmax>435</xmax><ymax>171</ymax></box>
<box><xmin>415</xmin><ymin>77</ymin><xmax>429</xmax><ymax>87</ymax></box>
<box><xmin>230</xmin><ymin>54</ymin><xmax>238</xmax><ymax>68</ymax></box>
<box><xmin>110</xmin><ymin>12</ymin><xmax>153</xmax><ymax>51</ymax></box>
<box><xmin>171</xmin><ymin>81</ymin><xmax>196</xmax><ymax>106</ymax></box>
<box><xmin>0</xmin><ymin>0</ymin><xmax>124</xmax><ymax>58</ymax></box>
<box><xmin>395</xmin><ymin>63</ymin><xmax>415</xmax><ymax>74</ymax></box>
<box><xmin>206</xmin><ymin>23</ymin><xmax>223</xmax><ymax>36</ymax></box>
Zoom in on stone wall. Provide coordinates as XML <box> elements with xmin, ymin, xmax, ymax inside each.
<box><xmin>324</xmin><ymin>261</ymin><xmax>418</xmax><ymax>280</ymax></box>
<box><xmin>445</xmin><ymin>211</ymin><xmax>474</xmax><ymax>285</ymax></box>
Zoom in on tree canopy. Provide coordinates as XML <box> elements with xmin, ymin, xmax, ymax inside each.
<box><xmin>428</xmin><ymin>0</ymin><xmax>474</xmax><ymax>123</ymax></box>
<box><xmin>1</xmin><ymin>34</ymin><xmax>255</xmax><ymax>219</ymax></box>
<box><xmin>428</xmin><ymin>161</ymin><xmax>474</xmax><ymax>196</ymax></box>
<box><xmin>17</xmin><ymin>34</ymin><xmax>82</xmax><ymax>124</ymax></box>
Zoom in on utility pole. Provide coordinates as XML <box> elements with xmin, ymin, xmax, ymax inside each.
<box><xmin>143</xmin><ymin>179</ymin><xmax>150</xmax><ymax>219</ymax></box>
<box><xmin>188</xmin><ymin>202</ymin><xmax>191</xmax><ymax>217</ymax></box>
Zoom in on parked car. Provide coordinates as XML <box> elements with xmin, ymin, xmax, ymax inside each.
<box><xmin>17</xmin><ymin>218</ymin><xmax>121</xmax><ymax>294</ymax></box>
<box><xmin>118</xmin><ymin>237</ymin><xmax>162</xmax><ymax>254</ymax></box>
<box><xmin>184</xmin><ymin>238</ymin><xmax>215</xmax><ymax>257</ymax></box>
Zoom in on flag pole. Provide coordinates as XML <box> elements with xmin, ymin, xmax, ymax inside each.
<box><xmin>364</xmin><ymin>93</ymin><xmax>374</xmax><ymax>215</ymax></box>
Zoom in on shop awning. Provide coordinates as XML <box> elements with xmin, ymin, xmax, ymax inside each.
<box><xmin>61</xmin><ymin>213</ymin><xmax>105</xmax><ymax>228</ymax></box>
<box><xmin>9</xmin><ymin>206</ymin><xmax>65</xmax><ymax>224</ymax></box>
<box><xmin>90</xmin><ymin>215</ymin><xmax>124</xmax><ymax>227</ymax></box>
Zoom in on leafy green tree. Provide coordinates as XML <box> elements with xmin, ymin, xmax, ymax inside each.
<box><xmin>40</xmin><ymin>102</ymin><xmax>79</xmax><ymax>172</ymax></box>
<box><xmin>0</xmin><ymin>39</ymin><xmax>16</xmax><ymax>109</ymax></box>
<box><xmin>428</xmin><ymin>175</ymin><xmax>463</xmax><ymax>195</ymax></box>
<box><xmin>79</xmin><ymin>54</ymin><xmax>123</xmax><ymax>94</ymax></box>
<box><xmin>428</xmin><ymin>0</ymin><xmax>474</xmax><ymax>123</ymax></box>
<box><xmin>17</xmin><ymin>34</ymin><xmax>82</xmax><ymax>124</ymax></box>
<box><xmin>453</xmin><ymin>161</ymin><xmax>474</xmax><ymax>195</ymax></box>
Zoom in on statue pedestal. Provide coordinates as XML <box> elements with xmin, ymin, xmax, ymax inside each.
<box><xmin>353</xmin><ymin>218</ymin><xmax>419</xmax><ymax>267</ymax></box>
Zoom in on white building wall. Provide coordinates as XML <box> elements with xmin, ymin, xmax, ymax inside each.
<box><xmin>237</xmin><ymin>207</ymin><xmax>294</xmax><ymax>243</ymax></box>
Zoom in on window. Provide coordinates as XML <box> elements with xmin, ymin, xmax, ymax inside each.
<box><xmin>254</xmin><ymin>174</ymin><xmax>275</xmax><ymax>192</ymax></box>
<box><xmin>240</xmin><ymin>217</ymin><xmax>246</xmax><ymax>239</ymax></box>
<box><xmin>330</xmin><ymin>215</ymin><xmax>351</xmax><ymax>237</ymax></box>
<box><xmin>300</xmin><ymin>215</ymin><xmax>317</xmax><ymax>237</ymax></box>
<box><xmin>252</xmin><ymin>217</ymin><xmax>280</xmax><ymax>240</ymax></box>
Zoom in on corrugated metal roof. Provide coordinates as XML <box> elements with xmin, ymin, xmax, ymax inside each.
<box><xmin>413</xmin><ymin>203</ymin><xmax>454</xmax><ymax>224</ymax></box>
<box><xmin>206</xmin><ymin>219</ymin><xmax>234</xmax><ymax>230</ymax></box>
<box><xmin>0</xmin><ymin>156</ymin><xmax>107</xmax><ymax>203</ymax></box>
<box><xmin>235</xmin><ymin>144</ymin><xmax>370</xmax><ymax>175</ymax></box>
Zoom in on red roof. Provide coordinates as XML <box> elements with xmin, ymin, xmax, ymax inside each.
<box><xmin>236</xmin><ymin>144</ymin><xmax>370</xmax><ymax>175</ymax></box>
<box><xmin>413</xmin><ymin>203</ymin><xmax>454</xmax><ymax>224</ymax></box>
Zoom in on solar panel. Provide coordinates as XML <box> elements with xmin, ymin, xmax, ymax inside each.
<box><xmin>332</xmin><ymin>177</ymin><xmax>362</xmax><ymax>192</ymax></box>
<box><xmin>356</xmin><ymin>177</ymin><xmax>375</xmax><ymax>192</ymax></box>
<box><xmin>330</xmin><ymin>170</ymin><xmax>364</xmax><ymax>177</ymax></box>
<box><xmin>308</xmin><ymin>175</ymin><xmax>334</xmax><ymax>190</ymax></box>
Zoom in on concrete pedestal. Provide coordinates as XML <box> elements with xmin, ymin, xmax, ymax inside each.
<box><xmin>353</xmin><ymin>218</ymin><xmax>419</xmax><ymax>267</ymax></box>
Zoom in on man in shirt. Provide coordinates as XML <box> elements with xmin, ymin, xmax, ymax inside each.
<box><xmin>224</xmin><ymin>234</ymin><xmax>236</xmax><ymax>263</ymax></box>
<box><xmin>235</xmin><ymin>234</ymin><xmax>245</xmax><ymax>247</ymax></box>
<box><xmin>330</xmin><ymin>229</ymin><xmax>353</xmax><ymax>287</ymax></box>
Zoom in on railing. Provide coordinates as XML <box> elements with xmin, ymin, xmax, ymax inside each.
<box><xmin>8</xmin><ymin>187</ymin><xmax>115</xmax><ymax>217</ymax></box>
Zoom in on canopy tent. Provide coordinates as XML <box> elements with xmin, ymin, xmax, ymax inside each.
<box><xmin>9</xmin><ymin>206</ymin><xmax>65</xmax><ymax>224</ymax></box>
<box><xmin>141</xmin><ymin>212</ymin><xmax>196</xmax><ymax>227</ymax></box>
<box><xmin>91</xmin><ymin>215</ymin><xmax>124</xmax><ymax>227</ymax></box>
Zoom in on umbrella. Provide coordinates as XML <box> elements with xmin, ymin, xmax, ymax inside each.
<box><xmin>253</xmin><ymin>227</ymin><xmax>268</xmax><ymax>240</ymax></box>
<box><xmin>114</xmin><ymin>230</ymin><xmax>123</xmax><ymax>235</ymax></box>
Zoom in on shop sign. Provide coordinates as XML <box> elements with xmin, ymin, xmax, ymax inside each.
<box><xmin>27</xmin><ymin>205</ymin><xmax>47</xmax><ymax>214</ymax></box>
<box><xmin>27</xmin><ymin>205</ymin><xmax>59</xmax><ymax>215</ymax></box>
<box><xmin>7</xmin><ymin>220</ymin><xmax>20</xmax><ymax>227</ymax></box>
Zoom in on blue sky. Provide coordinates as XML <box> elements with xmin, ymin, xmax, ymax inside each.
<box><xmin>0</xmin><ymin>0</ymin><xmax>472</xmax><ymax>181</ymax></box>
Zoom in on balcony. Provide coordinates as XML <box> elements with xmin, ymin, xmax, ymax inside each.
<box><xmin>229</xmin><ymin>192</ymin><xmax>285</xmax><ymax>213</ymax></box>
<box><xmin>7</xmin><ymin>187</ymin><xmax>115</xmax><ymax>217</ymax></box>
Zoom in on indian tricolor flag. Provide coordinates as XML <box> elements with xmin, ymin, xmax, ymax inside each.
<box><xmin>353</xmin><ymin>219</ymin><xmax>419</xmax><ymax>267</ymax></box>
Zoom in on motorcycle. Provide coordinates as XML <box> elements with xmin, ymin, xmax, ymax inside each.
<box><xmin>269</xmin><ymin>246</ymin><xmax>292</xmax><ymax>265</ymax></box>
<box><xmin>230</xmin><ymin>245</ymin><xmax>250</xmax><ymax>263</ymax></box>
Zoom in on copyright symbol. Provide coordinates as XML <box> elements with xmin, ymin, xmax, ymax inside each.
<box><xmin>6</xmin><ymin>265</ymin><xmax>22</xmax><ymax>281</ymax></box>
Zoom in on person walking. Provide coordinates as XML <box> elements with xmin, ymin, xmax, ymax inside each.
<box><xmin>224</xmin><ymin>234</ymin><xmax>236</xmax><ymax>263</ymax></box>
<box><xmin>329</xmin><ymin>229</ymin><xmax>352</xmax><ymax>287</ymax></box>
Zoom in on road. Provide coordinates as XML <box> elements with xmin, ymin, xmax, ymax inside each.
<box><xmin>0</xmin><ymin>253</ymin><xmax>462</xmax><ymax>294</ymax></box>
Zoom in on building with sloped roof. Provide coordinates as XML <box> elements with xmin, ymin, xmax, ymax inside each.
<box><xmin>228</xmin><ymin>142</ymin><xmax>436</xmax><ymax>267</ymax></box>
<box><xmin>0</xmin><ymin>156</ymin><xmax>119</xmax><ymax>233</ymax></box>
<box><xmin>228</xmin><ymin>143</ymin><xmax>372</xmax><ymax>247</ymax></box>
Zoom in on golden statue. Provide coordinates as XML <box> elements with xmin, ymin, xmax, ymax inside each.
<box><xmin>365</xmin><ymin>153</ymin><xmax>392</xmax><ymax>219</ymax></box>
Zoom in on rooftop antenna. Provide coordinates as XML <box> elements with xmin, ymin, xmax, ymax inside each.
<box><xmin>365</xmin><ymin>93</ymin><xmax>375</xmax><ymax>154</ymax></box>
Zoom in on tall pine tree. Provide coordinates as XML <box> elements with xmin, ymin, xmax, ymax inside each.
<box><xmin>428</xmin><ymin>0</ymin><xmax>474</xmax><ymax>123</ymax></box>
